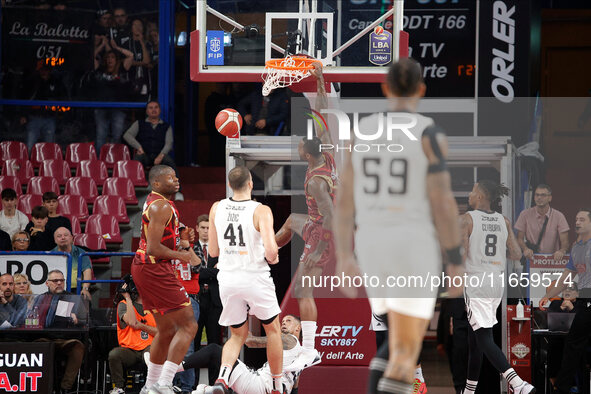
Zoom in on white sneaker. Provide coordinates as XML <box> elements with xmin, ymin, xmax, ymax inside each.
<box><xmin>148</xmin><ymin>384</ymin><xmax>177</xmax><ymax>394</ymax></box>
<box><xmin>511</xmin><ymin>381</ymin><xmax>536</xmax><ymax>394</ymax></box>
<box><xmin>192</xmin><ymin>384</ymin><xmax>208</xmax><ymax>394</ymax></box>
<box><xmin>109</xmin><ymin>389</ymin><xmax>125</xmax><ymax>394</ymax></box>
<box><xmin>139</xmin><ymin>386</ymin><xmax>151</xmax><ymax>394</ymax></box>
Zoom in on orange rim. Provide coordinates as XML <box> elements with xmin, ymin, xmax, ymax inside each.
<box><xmin>265</xmin><ymin>56</ymin><xmax>319</xmax><ymax>71</ymax></box>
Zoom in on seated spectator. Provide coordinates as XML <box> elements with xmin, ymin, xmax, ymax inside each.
<box><xmin>11</xmin><ymin>231</ymin><xmax>30</xmax><ymax>251</ymax></box>
<box><xmin>42</xmin><ymin>192</ymin><xmax>72</xmax><ymax>237</ymax></box>
<box><xmin>0</xmin><ymin>189</ymin><xmax>28</xmax><ymax>238</ymax></box>
<box><xmin>0</xmin><ymin>228</ymin><xmax>11</xmax><ymax>251</ymax></box>
<box><xmin>13</xmin><ymin>272</ymin><xmax>35</xmax><ymax>309</ymax></box>
<box><xmin>549</xmin><ymin>282</ymin><xmax>580</xmax><ymax>313</ymax></box>
<box><xmin>32</xmin><ymin>270</ymin><xmax>86</xmax><ymax>393</ymax></box>
<box><xmin>238</xmin><ymin>86</ymin><xmax>289</xmax><ymax>135</ymax></box>
<box><xmin>52</xmin><ymin>227</ymin><xmax>92</xmax><ymax>300</ymax></box>
<box><xmin>108</xmin><ymin>276</ymin><xmax>157</xmax><ymax>394</ymax></box>
<box><xmin>25</xmin><ymin>206</ymin><xmax>55</xmax><ymax>251</ymax></box>
<box><xmin>123</xmin><ymin>100</ymin><xmax>176</xmax><ymax>170</ymax></box>
<box><xmin>0</xmin><ymin>273</ymin><xmax>27</xmax><ymax>327</ymax></box>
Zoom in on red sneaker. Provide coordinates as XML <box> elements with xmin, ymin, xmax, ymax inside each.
<box><xmin>412</xmin><ymin>378</ymin><xmax>428</xmax><ymax>394</ymax></box>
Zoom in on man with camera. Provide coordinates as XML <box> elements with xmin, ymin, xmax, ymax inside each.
<box><xmin>109</xmin><ymin>275</ymin><xmax>157</xmax><ymax>394</ymax></box>
<box><xmin>515</xmin><ymin>184</ymin><xmax>570</xmax><ymax>261</ymax></box>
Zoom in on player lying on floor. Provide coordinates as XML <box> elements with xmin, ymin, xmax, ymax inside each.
<box><xmin>146</xmin><ymin>315</ymin><xmax>320</xmax><ymax>394</ymax></box>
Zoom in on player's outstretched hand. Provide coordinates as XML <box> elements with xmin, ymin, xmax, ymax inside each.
<box><xmin>310</xmin><ymin>61</ymin><xmax>323</xmax><ymax>81</ymax></box>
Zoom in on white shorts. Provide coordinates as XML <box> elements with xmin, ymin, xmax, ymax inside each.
<box><xmin>370</xmin><ymin>297</ymin><xmax>437</xmax><ymax>320</ymax></box>
<box><xmin>229</xmin><ymin>360</ymin><xmax>269</xmax><ymax>394</ymax></box>
<box><xmin>218</xmin><ymin>271</ymin><xmax>281</xmax><ymax>326</ymax></box>
<box><xmin>464</xmin><ymin>273</ymin><xmax>504</xmax><ymax>330</ymax></box>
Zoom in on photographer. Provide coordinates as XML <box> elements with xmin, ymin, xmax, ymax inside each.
<box><xmin>108</xmin><ymin>275</ymin><xmax>157</xmax><ymax>394</ymax></box>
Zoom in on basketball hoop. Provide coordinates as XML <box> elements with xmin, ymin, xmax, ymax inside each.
<box><xmin>262</xmin><ymin>56</ymin><xmax>319</xmax><ymax>96</ymax></box>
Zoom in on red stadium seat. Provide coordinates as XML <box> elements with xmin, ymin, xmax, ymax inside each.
<box><xmin>0</xmin><ymin>176</ymin><xmax>24</xmax><ymax>196</ymax></box>
<box><xmin>74</xmin><ymin>233</ymin><xmax>110</xmax><ymax>264</ymax></box>
<box><xmin>57</xmin><ymin>194</ymin><xmax>89</xmax><ymax>222</ymax></box>
<box><xmin>93</xmin><ymin>195</ymin><xmax>129</xmax><ymax>223</ymax></box>
<box><xmin>85</xmin><ymin>214</ymin><xmax>122</xmax><ymax>244</ymax></box>
<box><xmin>63</xmin><ymin>214</ymin><xmax>82</xmax><ymax>236</ymax></box>
<box><xmin>0</xmin><ymin>141</ymin><xmax>28</xmax><ymax>161</ymax></box>
<box><xmin>26</xmin><ymin>176</ymin><xmax>60</xmax><ymax>196</ymax></box>
<box><xmin>65</xmin><ymin>143</ymin><xmax>97</xmax><ymax>169</ymax></box>
<box><xmin>39</xmin><ymin>159</ymin><xmax>70</xmax><ymax>186</ymax></box>
<box><xmin>64</xmin><ymin>177</ymin><xmax>98</xmax><ymax>204</ymax></box>
<box><xmin>99</xmin><ymin>143</ymin><xmax>130</xmax><ymax>169</ymax></box>
<box><xmin>102</xmin><ymin>177</ymin><xmax>138</xmax><ymax>205</ymax></box>
<box><xmin>76</xmin><ymin>160</ymin><xmax>109</xmax><ymax>186</ymax></box>
<box><xmin>2</xmin><ymin>159</ymin><xmax>34</xmax><ymax>186</ymax></box>
<box><xmin>113</xmin><ymin>160</ymin><xmax>148</xmax><ymax>187</ymax></box>
<box><xmin>18</xmin><ymin>194</ymin><xmax>43</xmax><ymax>219</ymax></box>
<box><xmin>30</xmin><ymin>142</ymin><xmax>63</xmax><ymax>168</ymax></box>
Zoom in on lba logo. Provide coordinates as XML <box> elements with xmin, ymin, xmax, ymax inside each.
<box><xmin>306</xmin><ymin>109</ymin><xmax>419</xmax><ymax>153</ymax></box>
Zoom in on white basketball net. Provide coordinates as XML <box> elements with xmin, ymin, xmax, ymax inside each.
<box><xmin>262</xmin><ymin>56</ymin><xmax>314</xmax><ymax>96</ymax></box>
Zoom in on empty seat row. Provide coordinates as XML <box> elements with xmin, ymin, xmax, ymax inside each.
<box><xmin>1</xmin><ymin>159</ymin><xmax>148</xmax><ymax>187</ymax></box>
<box><xmin>0</xmin><ymin>141</ymin><xmax>131</xmax><ymax>169</ymax></box>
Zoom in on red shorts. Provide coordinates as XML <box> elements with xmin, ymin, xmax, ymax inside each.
<box><xmin>131</xmin><ymin>254</ymin><xmax>191</xmax><ymax>314</ymax></box>
<box><xmin>300</xmin><ymin>220</ymin><xmax>335</xmax><ymax>269</ymax></box>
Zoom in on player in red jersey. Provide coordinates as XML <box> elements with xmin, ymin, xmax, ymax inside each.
<box><xmin>131</xmin><ymin>165</ymin><xmax>200</xmax><ymax>394</ymax></box>
<box><xmin>275</xmin><ymin>63</ymin><xmax>336</xmax><ymax>354</ymax></box>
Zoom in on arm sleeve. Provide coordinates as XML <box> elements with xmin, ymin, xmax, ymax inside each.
<box><xmin>122</xmin><ymin>121</ymin><xmax>142</xmax><ymax>150</ymax></box>
<box><xmin>159</xmin><ymin>126</ymin><xmax>173</xmax><ymax>156</ymax></box>
<box><xmin>514</xmin><ymin>211</ymin><xmax>526</xmax><ymax>233</ymax></box>
<box><xmin>557</xmin><ymin>211</ymin><xmax>570</xmax><ymax>233</ymax></box>
<box><xmin>117</xmin><ymin>301</ymin><xmax>128</xmax><ymax>329</ymax></box>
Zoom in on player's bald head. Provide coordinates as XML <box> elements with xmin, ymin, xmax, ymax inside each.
<box><xmin>149</xmin><ymin>165</ymin><xmax>174</xmax><ymax>185</ymax></box>
<box><xmin>228</xmin><ymin>166</ymin><xmax>252</xmax><ymax>191</ymax></box>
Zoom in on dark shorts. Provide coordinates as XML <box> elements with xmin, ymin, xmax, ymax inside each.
<box><xmin>300</xmin><ymin>220</ymin><xmax>335</xmax><ymax>269</ymax></box>
<box><xmin>131</xmin><ymin>255</ymin><xmax>191</xmax><ymax>314</ymax></box>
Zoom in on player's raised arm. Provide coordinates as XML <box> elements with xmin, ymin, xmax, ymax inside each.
<box><xmin>309</xmin><ymin>62</ymin><xmax>332</xmax><ymax>147</ymax></box>
<box><xmin>208</xmin><ymin>201</ymin><xmax>220</xmax><ymax>258</ymax></box>
<box><xmin>256</xmin><ymin>205</ymin><xmax>279</xmax><ymax>264</ymax></box>
<box><xmin>421</xmin><ymin>127</ymin><xmax>463</xmax><ymax>264</ymax></box>
<box><xmin>146</xmin><ymin>200</ymin><xmax>191</xmax><ymax>262</ymax></box>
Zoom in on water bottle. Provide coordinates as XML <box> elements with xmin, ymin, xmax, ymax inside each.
<box><xmin>516</xmin><ymin>299</ymin><xmax>524</xmax><ymax>319</ymax></box>
<box><xmin>32</xmin><ymin>306</ymin><xmax>39</xmax><ymax>328</ymax></box>
<box><xmin>25</xmin><ymin>310</ymin><xmax>32</xmax><ymax>328</ymax></box>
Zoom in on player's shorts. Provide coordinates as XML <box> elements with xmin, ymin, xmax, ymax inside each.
<box><xmin>131</xmin><ymin>254</ymin><xmax>191</xmax><ymax>314</ymax></box>
<box><xmin>369</xmin><ymin>297</ymin><xmax>437</xmax><ymax>321</ymax></box>
<box><xmin>300</xmin><ymin>220</ymin><xmax>335</xmax><ymax>268</ymax></box>
<box><xmin>464</xmin><ymin>272</ymin><xmax>504</xmax><ymax>330</ymax></box>
<box><xmin>218</xmin><ymin>271</ymin><xmax>281</xmax><ymax>326</ymax></box>
<box><xmin>228</xmin><ymin>360</ymin><xmax>269</xmax><ymax>394</ymax></box>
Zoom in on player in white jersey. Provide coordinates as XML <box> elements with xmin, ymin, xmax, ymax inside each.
<box><xmin>207</xmin><ymin>166</ymin><xmax>283</xmax><ymax>394</ymax></box>
<box><xmin>460</xmin><ymin>180</ymin><xmax>534</xmax><ymax>394</ymax></box>
<box><xmin>335</xmin><ymin>58</ymin><xmax>464</xmax><ymax>394</ymax></box>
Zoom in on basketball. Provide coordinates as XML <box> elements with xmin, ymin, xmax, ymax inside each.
<box><xmin>215</xmin><ymin>108</ymin><xmax>243</xmax><ymax>137</ymax></box>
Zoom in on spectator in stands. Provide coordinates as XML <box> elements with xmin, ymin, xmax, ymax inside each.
<box><xmin>11</xmin><ymin>231</ymin><xmax>30</xmax><ymax>252</ymax></box>
<box><xmin>42</xmin><ymin>191</ymin><xmax>72</xmax><ymax>236</ymax></box>
<box><xmin>111</xmin><ymin>7</ymin><xmax>131</xmax><ymax>50</ymax></box>
<box><xmin>108</xmin><ymin>276</ymin><xmax>157</xmax><ymax>394</ymax></box>
<box><xmin>0</xmin><ymin>229</ymin><xmax>11</xmax><ymax>251</ymax></box>
<box><xmin>0</xmin><ymin>189</ymin><xmax>29</xmax><ymax>238</ymax></box>
<box><xmin>123</xmin><ymin>100</ymin><xmax>175</xmax><ymax>170</ymax></box>
<box><xmin>89</xmin><ymin>46</ymin><xmax>133</xmax><ymax>151</ymax></box>
<box><xmin>173</xmin><ymin>225</ymin><xmax>200</xmax><ymax>393</ymax></box>
<box><xmin>238</xmin><ymin>86</ymin><xmax>289</xmax><ymax>135</ymax></box>
<box><xmin>33</xmin><ymin>269</ymin><xmax>86</xmax><ymax>393</ymax></box>
<box><xmin>0</xmin><ymin>273</ymin><xmax>27</xmax><ymax>327</ymax></box>
<box><xmin>129</xmin><ymin>18</ymin><xmax>151</xmax><ymax>100</ymax></box>
<box><xmin>13</xmin><ymin>272</ymin><xmax>34</xmax><ymax>309</ymax></box>
<box><xmin>52</xmin><ymin>227</ymin><xmax>92</xmax><ymax>300</ymax></box>
<box><xmin>23</xmin><ymin>65</ymin><xmax>67</xmax><ymax>150</ymax></box>
<box><xmin>515</xmin><ymin>184</ymin><xmax>570</xmax><ymax>261</ymax></box>
<box><xmin>94</xmin><ymin>9</ymin><xmax>114</xmax><ymax>70</ymax></box>
<box><xmin>194</xmin><ymin>214</ymin><xmax>222</xmax><ymax>385</ymax></box>
<box><xmin>25</xmin><ymin>206</ymin><xmax>54</xmax><ymax>251</ymax></box>
<box><xmin>146</xmin><ymin>22</ymin><xmax>159</xmax><ymax>98</ymax></box>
